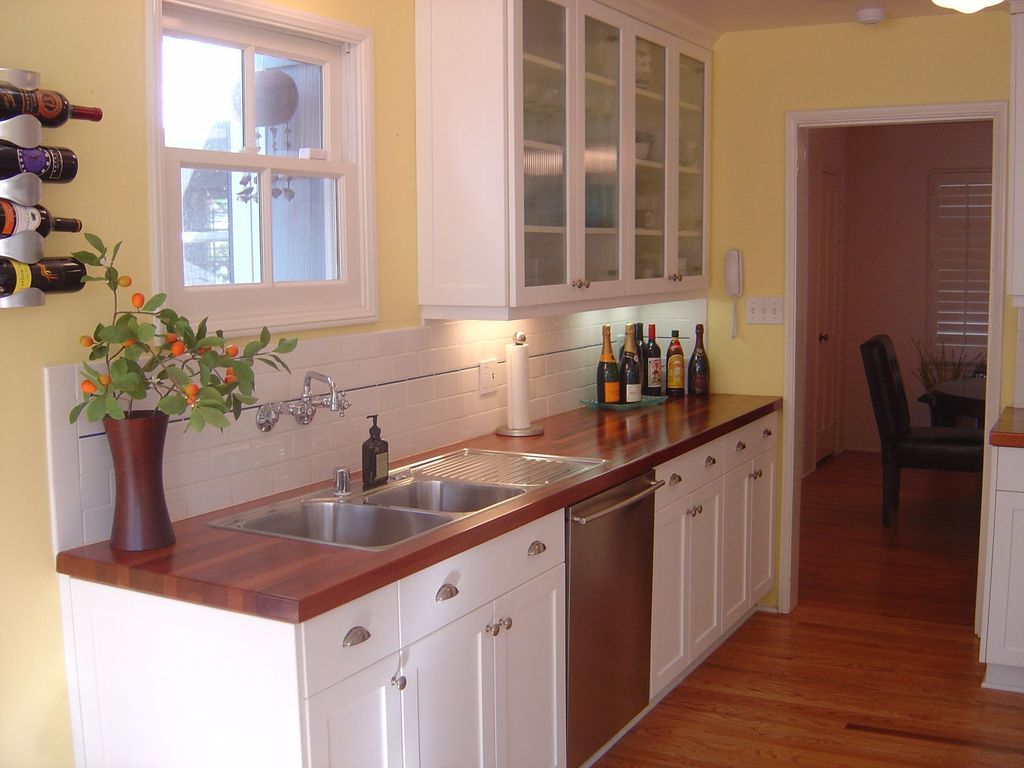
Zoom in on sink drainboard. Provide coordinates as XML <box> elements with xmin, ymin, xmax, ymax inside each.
<box><xmin>403</xmin><ymin>448</ymin><xmax>603</xmax><ymax>487</ymax></box>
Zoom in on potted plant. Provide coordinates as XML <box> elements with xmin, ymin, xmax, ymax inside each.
<box><xmin>910</xmin><ymin>338</ymin><xmax>985</xmax><ymax>426</ymax></box>
<box><xmin>68</xmin><ymin>234</ymin><xmax>297</xmax><ymax>551</ymax></box>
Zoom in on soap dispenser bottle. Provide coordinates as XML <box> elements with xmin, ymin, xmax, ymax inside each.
<box><xmin>362</xmin><ymin>414</ymin><xmax>389</xmax><ymax>488</ymax></box>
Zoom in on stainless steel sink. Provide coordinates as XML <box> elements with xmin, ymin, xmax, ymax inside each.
<box><xmin>211</xmin><ymin>499</ymin><xmax>453</xmax><ymax>550</ymax></box>
<box><xmin>362</xmin><ymin>478</ymin><xmax>524</xmax><ymax>514</ymax></box>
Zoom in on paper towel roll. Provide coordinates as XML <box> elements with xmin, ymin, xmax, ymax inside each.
<box><xmin>506</xmin><ymin>341</ymin><xmax>531</xmax><ymax>430</ymax></box>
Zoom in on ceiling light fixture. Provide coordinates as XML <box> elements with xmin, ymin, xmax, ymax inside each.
<box><xmin>856</xmin><ymin>6</ymin><xmax>885</xmax><ymax>24</ymax></box>
<box><xmin>931</xmin><ymin>0</ymin><xmax>1003</xmax><ymax>13</ymax></box>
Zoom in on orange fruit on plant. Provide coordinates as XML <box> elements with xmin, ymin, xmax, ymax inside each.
<box><xmin>224</xmin><ymin>344</ymin><xmax>239</xmax><ymax>358</ymax></box>
<box><xmin>184</xmin><ymin>383</ymin><xmax>200</xmax><ymax>398</ymax></box>
<box><xmin>122</xmin><ymin>338</ymin><xmax>135</xmax><ymax>348</ymax></box>
<box><xmin>130</xmin><ymin>292</ymin><xmax>145</xmax><ymax>309</ymax></box>
<box><xmin>80</xmin><ymin>380</ymin><xmax>97</xmax><ymax>394</ymax></box>
<box><xmin>79</xmin><ymin>335</ymin><xmax>94</xmax><ymax>347</ymax></box>
<box><xmin>186</xmin><ymin>394</ymin><xmax>197</xmax><ymax>405</ymax></box>
<box><xmin>165</xmin><ymin>332</ymin><xmax>178</xmax><ymax>344</ymax></box>
<box><xmin>98</xmin><ymin>374</ymin><xmax>111</xmax><ymax>387</ymax></box>
<box><xmin>117</xmin><ymin>275</ymin><xmax>133</xmax><ymax>287</ymax></box>
<box><xmin>170</xmin><ymin>341</ymin><xmax>186</xmax><ymax>357</ymax></box>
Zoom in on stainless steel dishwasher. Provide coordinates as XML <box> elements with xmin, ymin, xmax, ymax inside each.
<box><xmin>566</xmin><ymin>471</ymin><xmax>663</xmax><ymax>768</ymax></box>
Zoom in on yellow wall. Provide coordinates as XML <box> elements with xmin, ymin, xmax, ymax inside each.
<box><xmin>0</xmin><ymin>4</ymin><xmax>1013</xmax><ymax>765</ymax></box>
<box><xmin>708</xmin><ymin>12</ymin><xmax>1010</xmax><ymax>395</ymax></box>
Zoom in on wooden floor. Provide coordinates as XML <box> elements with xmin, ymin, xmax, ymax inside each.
<box><xmin>597</xmin><ymin>450</ymin><xmax>1024</xmax><ymax>767</ymax></box>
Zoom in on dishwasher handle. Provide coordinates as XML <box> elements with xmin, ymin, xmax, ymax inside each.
<box><xmin>570</xmin><ymin>479</ymin><xmax>665</xmax><ymax>526</ymax></box>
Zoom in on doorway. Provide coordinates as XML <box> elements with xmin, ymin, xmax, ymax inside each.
<box><xmin>778</xmin><ymin>103</ymin><xmax>1008</xmax><ymax>629</ymax></box>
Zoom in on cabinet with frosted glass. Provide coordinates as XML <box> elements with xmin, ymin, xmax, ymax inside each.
<box><xmin>416</xmin><ymin>0</ymin><xmax>709</xmax><ymax>320</ymax></box>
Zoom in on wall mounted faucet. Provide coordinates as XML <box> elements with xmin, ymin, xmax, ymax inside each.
<box><xmin>255</xmin><ymin>370</ymin><xmax>351</xmax><ymax>432</ymax></box>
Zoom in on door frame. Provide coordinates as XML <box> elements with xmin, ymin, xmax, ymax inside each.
<box><xmin>779</xmin><ymin>102</ymin><xmax>1008</xmax><ymax>630</ymax></box>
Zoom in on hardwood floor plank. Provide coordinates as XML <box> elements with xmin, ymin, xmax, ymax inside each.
<box><xmin>596</xmin><ymin>451</ymin><xmax>1024</xmax><ymax>768</ymax></box>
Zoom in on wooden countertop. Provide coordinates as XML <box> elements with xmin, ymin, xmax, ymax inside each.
<box><xmin>990</xmin><ymin>406</ymin><xmax>1024</xmax><ymax>448</ymax></box>
<box><xmin>57</xmin><ymin>394</ymin><xmax>781</xmax><ymax>623</ymax></box>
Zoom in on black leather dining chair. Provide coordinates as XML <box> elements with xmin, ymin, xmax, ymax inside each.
<box><xmin>859</xmin><ymin>335</ymin><xmax>983</xmax><ymax>526</ymax></box>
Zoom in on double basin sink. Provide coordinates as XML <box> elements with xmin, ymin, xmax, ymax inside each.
<box><xmin>211</xmin><ymin>449</ymin><xmax>603</xmax><ymax>550</ymax></box>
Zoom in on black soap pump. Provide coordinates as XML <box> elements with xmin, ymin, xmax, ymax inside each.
<box><xmin>362</xmin><ymin>414</ymin><xmax>389</xmax><ymax>488</ymax></box>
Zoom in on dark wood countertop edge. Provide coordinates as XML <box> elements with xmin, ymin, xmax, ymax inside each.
<box><xmin>990</xmin><ymin>406</ymin><xmax>1024</xmax><ymax>448</ymax></box>
<box><xmin>57</xmin><ymin>396</ymin><xmax>782</xmax><ymax>623</ymax></box>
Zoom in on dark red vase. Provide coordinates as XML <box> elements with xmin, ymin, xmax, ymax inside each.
<box><xmin>104</xmin><ymin>411</ymin><xmax>176</xmax><ymax>551</ymax></box>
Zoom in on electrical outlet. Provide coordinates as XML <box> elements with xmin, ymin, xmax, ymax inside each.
<box><xmin>745</xmin><ymin>297</ymin><xmax>784</xmax><ymax>324</ymax></box>
<box><xmin>478</xmin><ymin>359</ymin><xmax>498</xmax><ymax>394</ymax></box>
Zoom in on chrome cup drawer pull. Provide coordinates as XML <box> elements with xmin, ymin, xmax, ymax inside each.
<box><xmin>435</xmin><ymin>582</ymin><xmax>460</xmax><ymax>602</ymax></box>
<box><xmin>736</xmin><ymin>440</ymin><xmax>747</xmax><ymax>452</ymax></box>
<box><xmin>762</xmin><ymin>427</ymin><xmax>773</xmax><ymax>438</ymax></box>
<box><xmin>527</xmin><ymin>540</ymin><xmax>547</xmax><ymax>557</ymax></box>
<box><xmin>391</xmin><ymin>674</ymin><xmax>407</xmax><ymax>691</ymax></box>
<box><xmin>669</xmin><ymin>472</ymin><xmax>682</xmax><ymax>485</ymax></box>
<box><xmin>342</xmin><ymin>625</ymin><xmax>371</xmax><ymax>648</ymax></box>
<box><xmin>704</xmin><ymin>455</ymin><xmax>717</xmax><ymax>467</ymax></box>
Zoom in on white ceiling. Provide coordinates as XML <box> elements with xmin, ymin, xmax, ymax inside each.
<box><xmin>647</xmin><ymin>0</ymin><xmax>1006</xmax><ymax>34</ymax></box>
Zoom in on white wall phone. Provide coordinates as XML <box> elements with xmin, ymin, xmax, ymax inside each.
<box><xmin>725</xmin><ymin>248</ymin><xmax>744</xmax><ymax>337</ymax></box>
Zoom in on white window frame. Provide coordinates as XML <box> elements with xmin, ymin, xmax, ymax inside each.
<box><xmin>151</xmin><ymin>0</ymin><xmax>376</xmax><ymax>334</ymax></box>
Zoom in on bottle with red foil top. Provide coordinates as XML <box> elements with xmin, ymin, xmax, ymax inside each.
<box><xmin>0</xmin><ymin>141</ymin><xmax>78</xmax><ymax>182</ymax></box>
<box><xmin>0</xmin><ymin>198</ymin><xmax>82</xmax><ymax>238</ymax></box>
<box><xmin>0</xmin><ymin>82</ymin><xmax>103</xmax><ymax>127</ymax></box>
<box><xmin>0</xmin><ymin>256</ymin><xmax>86</xmax><ymax>297</ymax></box>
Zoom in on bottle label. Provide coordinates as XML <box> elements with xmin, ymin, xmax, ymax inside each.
<box><xmin>691</xmin><ymin>372</ymin><xmax>708</xmax><ymax>393</ymax></box>
<box><xmin>10</xmin><ymin>260</ymin><xmax>31</xmax><ymax>293</ymax></box>
<box><xmin>35</xmin><ymin>91</ymin><xmax>64</xmax><ymax>122</ymax></box>
<box><xmin>17</xmin><ymin>147</ymin><xmax>65</xmax><ymax>179</ymax></box>
<box><xmin>624</xmin><ymin>382</ymin><xmax>642</xmax><ymax>403</ymax></box>
<box><xmin>376</xmin><ymin>451</ymin><xmax>388</xmax><ymax>481</ymax></box>
<box><xmin>0</xmin><ymin>199</ymin><xmax>40</xmax><ymax>236</ymax></box>
<box><xmin>603</xmin><ymin>381</ymin><xmax>620</xmax><ymax>403</ymax></box>
<box><xmin>667</xmin><ymin>355</ymin><xmax>684</xmax><ymax>389</ymax></box>
<box><xmin>647</xmin><ymin>358</ymin><xmax>662</xmax><ymax>388</ymax></box>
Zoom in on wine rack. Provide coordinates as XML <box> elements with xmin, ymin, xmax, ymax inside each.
<box><xmin>0</xmin><ymin>67</ymin><xmax>96</xmax><ymax>309</ymax></box>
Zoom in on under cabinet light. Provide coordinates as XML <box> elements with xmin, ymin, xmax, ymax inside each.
<box><xmin>931</xmin><ymin>0</ymin><xmax>1003</xmax><ymax>13</ymax></box>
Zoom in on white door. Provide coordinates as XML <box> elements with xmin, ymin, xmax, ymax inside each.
<box><xmin>808</xmin><ymin>168</ymin><xmax>843</xmax><ymax>466</ymax></box>
<box><xmin>650</xmin><ymin>496</ymin><xmax>689</xmax><ymax>697</ymax></box>
<box><xmin>687</xmin><ymin>478</ymin><xmax>723</xmax><ymax>660</ymax></box>
<box><xmin>721</xmin><ymin>464</ymin><xmax>751</xmax><ymax>632</ymax></box>
<box><xmin>306</xmin><ymin>653</ymin><xmax>404</xmax><ymax>768</ymax></box>
<box><xmin>987</xmin><ymin>492</ymin><xmax>1024</xmax><ymax>666</ymax></box>
<box><xmin>402</xmin><ymin>602</ymin><xmax>497</xmax><ymax>768</ymax></box>
<box><xmin>750</xmin><ymin>450</ymin><xmax>776</xmax><ymax>602</ymax></box>
<box><xmin>493</xmin><ymin>566</ymin><xmax>566</xmax><ymax>768</ymax></box>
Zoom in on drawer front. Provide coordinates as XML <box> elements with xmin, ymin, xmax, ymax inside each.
<box><xmin>997</xmin><ymin>446</ymin><xmax>1024</xmax><ymax>492</ymax></box>
<box><xmin>301</xmin><ymin>583</ymin><xmax>400</xmax><ymax>698</ymax></box>
<box><xmin>656</xmin><ymin>436</ymin><xmax>726</xmax><ymax>507</ymax></box>
<box><xmin>399</xmin><ymin>509</ymin><xmax>564</xmax><ymax>645</ymax></box>
<box><xmin>726</xmin><ymin>413</ymin><xmax>779</xmax><ymax>471</ymax></box>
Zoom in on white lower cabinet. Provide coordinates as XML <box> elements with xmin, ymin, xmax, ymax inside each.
<box><xmin>650</xmin><ymin>412</ymin><xmax>778</xmax><ymax>699</ymax></box>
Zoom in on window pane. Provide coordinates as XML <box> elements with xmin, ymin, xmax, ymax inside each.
<box><xmin>271</xmin><ymin>176</ymin><xmax>339</xmax><ymax>282</ymax></box>
<box><xmin>181</xmin><ymin>167</ymin><xmax>261</xmax><ymax>286</ymax></box>
<box><xmin>255</xmin><ymin>53</ymin><xmax>323</xmax><ymax>157</ymax></box>
<box><xmin>163</xmin><ymin>36</ymin><xmax>243</xmax><ymax>152</ymax></box>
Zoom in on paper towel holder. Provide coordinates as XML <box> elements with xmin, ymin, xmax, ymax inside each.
<box><xmin>496</xmin><ymin>331</ymin><xmax>544</xmax><ymax>437</ymax></box>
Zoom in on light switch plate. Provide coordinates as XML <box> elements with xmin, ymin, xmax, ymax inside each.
<box><xmin>478</xmin><ymin>359</ymin><xmax>498</xmax><ymax>394</ymax></box>
<box><xmin>746</xmin><ymin>297</ymin><xmax>784</xmax><ymax>324</ymax></box>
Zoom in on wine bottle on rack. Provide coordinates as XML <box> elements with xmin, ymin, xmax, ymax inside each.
<box><xmin>0</xmin><ymin>198</ymin><xmax>82</xmax><ymax>238</ymax></box>
<box><xmin>0</xmin><ymin>82</ymin><xmax>103</xmax><ymax>126</ymax></box>
<box><xmin>619</xmin><ymin>323</ymin><xmax>642</xmax><ymax>404</ymax></box>
<box><xmin>643</xmin><ymin>323</ymin><xmax>662</xmax><ymax>396</ymax></box>
<box><xmin>595</xmin><ymin>324</ymin><xmax>621</xmax><ymax>404</ymax></box>
<box><xmin>0</xmin><ymin>256</ymin><xmax>86</xmax><ymax>297</ymax></box>
<box><xmin>665</xmin><ymin>330</ymin><xmax>685</xmax><ymax>397</ymax></box>
<box><xmin>687</xmin><ymin>323</ymin><xmax>710</xmax><ymax>395</ymax></box>
<box><xmin>0</xmin><ymin>141</ymin><xmax>78</xmax><ymax>183</ymax></box>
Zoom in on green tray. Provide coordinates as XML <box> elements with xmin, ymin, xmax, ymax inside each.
<box><xmin>580</xmin><ymin>395</ymin><xmax>667</xmax><ymax>411</ymax></box>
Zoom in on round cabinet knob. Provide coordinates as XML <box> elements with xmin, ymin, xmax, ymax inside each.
<box><xmin>341</xmin><ymin>625</ymin><xmax>371</xmax><ymax>648</ymax></box>
<box><xmin>687</xmin><ymin>505</ymin><xmax>698</xmax><ymax>517</ymax></box>
<box><xmin>435</xmin><ymin>582</ymin><xmax>459</xmax><ymax>602</ymax></box>
<box><xmin>486</xmin><ymin>622</ymin><xmax>501</xmax><ymax>637</ymax></box>
<box><xmin>583</xmin><ymin>279</ymin><xmax>591</xmax><ymax>288</ymax></box>
<box><xmin>527</xmin><ymin>540</ymin><xmax>547</xmax><ymax>557</ymax></box>
<box><xmin>669</xmin><ymin>472</ymin><xmax>682</xmax><ymax>485</ymax></box>
<box><xmin>390</xmin><ymin>674</ymin><xmax>407</xmax><ymax>691</ymax></box>
<box><xmin>501</xmin><ymin>616</ymin><xmax>513</xmax><ymax>631</ymax></box>
<box><xmin>696</xmin><ymin>504</ymin><xmax>703</xmax><ymax>515</ymax></box>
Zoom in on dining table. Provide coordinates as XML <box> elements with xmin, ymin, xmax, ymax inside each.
<box><xmin>930</xmin><ymin>376</ymin><xmax>986</xmax><ymax>426</ymax></box>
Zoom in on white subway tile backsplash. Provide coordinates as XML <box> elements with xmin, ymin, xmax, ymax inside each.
<box><xmin>45</xmin><ymin>300</ymin><xmax>707</xmax><ymax>552</ymax></box>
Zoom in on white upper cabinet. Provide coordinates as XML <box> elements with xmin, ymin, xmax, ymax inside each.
<box><xmin>416</xmin><ymin>0</ymin><xmax>710</xmax><ymax>320</ymax></box>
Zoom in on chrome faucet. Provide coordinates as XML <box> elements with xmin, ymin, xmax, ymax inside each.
<box><xmin>255</xmin><ymin>370</ymin><xmax>351</xmax><ymax>432</ymax></box>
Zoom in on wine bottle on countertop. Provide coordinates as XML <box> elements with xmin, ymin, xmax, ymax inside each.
<box><xmin>632</xmin><ymin>321</ymin><xmax>647</xmax><ymax>395</ymax></box>
<box><xmin>665</xmin><ymin>330</ymin><xmax>685</xmax><ymax>397</ymax></box>
<box><xmin>0</xmin><ymin>82</ymin><xmax>103</xmax><ymax>126</ymax></box>
<box><xmin>0</xmin><ymin>256</ymin><xmax>86</xmax><ymax>297</ymax></box>
<box><xmin>596</xmin><ymin>324</ymin><xmax>621</xmax><ymax>404</ymax></box>
<box><xmin>0</xmin><ymin>198</ymin><xmax>82</xmax><ymax>238</ymax></box>
<box><xmin>0</xmin><ymin>141</ymin><xmax>78</xmax><ymax>183</ymax></box>
<box><xmin>643</xmin><ymin>323</ymin><xmax>662</xmax><ymax>396</ymax></box>
<box><xmin>688</xmin><ymin>323</ymin><xmax>710</xmax><ymax>396</ymax></box>
<box><xmin>619</xmin><ymin>323</ymin><xmax>642</xmax><ymax>404</ymax></box>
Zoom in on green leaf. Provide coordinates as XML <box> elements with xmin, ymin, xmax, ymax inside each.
<box><xmin>157</xmin><ymin>394</ymin><xmax>188</xmax><ymax>415</ymax></box>
<box><xmin>142</xmin><ymin>293</ymin><xmax>166</xmax><ymax>312</ymax></box>
<box><xmin>273</xmin><ymin>337</ymin><xmax>298</xmax><ymax>354</ymax></box>
<box><xmin>196</xmin><ymin>336</ymin><xmax>224</xmax><ymax>349</ymax></box>
<box><xmin>260</xmin><ymin>327</ymin><xmax>271</xmax><ymax>346</ymax></box>
<box><xmin>81</xmin><ymin>274</ymin><xmax>106</xmax><ymax>282</ymax></box>
<box><xmin>270</xmin><ymin>354</ymin><xmax>291</xmax><ymax>374</ymax></box>
<box><xmin>195</xmin><ymin>406</ymin><xmax>230</xmax><ymax>430</ymax></box>
<box><xmin>259</xmin><ymin>357</ymin><xmax>281</xmax><ymax>371</ymax></box>
<box><xmin>109</xmin><ymin>358</ymin><xmax>128</xmax><ymax>378</ymax></box>
<box><xmin>73</xmin><ymin>250</ymin><xmax>102</xmax><ymax>266</ymax></box>
<box><xmin>104</xmin><ymin>266</ymin><xmax>119</xmax><ymax>284</ymax></box>
<box><xmin>88</xmin><ymin>345</ymin><xmax>107</xmax><ymax>361</ymax></box>
<box><xmin>164</xmin><ymin>365</ymin><xmax>190</xmax><ymax>387</ymax></box>
<box><xmin>197</xmin><ymin>317</ymin><xmax>208</xmax><ymax>341</ymax></box>
<box><xmin>242</xmin><ymin>340</ymin><xmax>263</xmax><ymax>357</ymax></box>
<box><xmin>97</xmin><ymin>325</ymin><xmax>131</xmax><ymax>343</ymax></box>
<box><xmin>85</xmin><ymin>396</ymin><xmax>107</xmax><ymax>422</ymax></box>
<box><xmin>136</xmin><ymin>323</ymin><xmax>156</xmax><ymax>343</ymax></box>
<box><xmin>199</xmin><ymin>386</ymin><xmax>222</xmax><ymax>401</ymax></box>
<box><xmin>68</xmin><ymin>401</ymin><xmax>88</xmax><ymax>424</ymax></box>
<box><xmin>232</xmin><ymin>359</ymin><xmax>254</xmax><ymax>396</ymax></box>
<box><xmin>104</xmin><ymin>396</ymin><xmax>125</xmax><ymax>420</ymax></box>
<box><xmin>84</xmin><ymin>232</ymin><xmax>105</xmax><ymax>254</ymax></box>
<box><xmin>110</xmin><ymin>240</ymin><xmax>122</xmax><ymax>262</ymax></box>
<box><xmin>188</xmin><ymin>408</ymin><xmax>206</xmax><ymax>432</ymax></box>
<box><xmin>230</xmin><ymin>396</ymin><xmax>242</xmax><ymax>421</ymax></box>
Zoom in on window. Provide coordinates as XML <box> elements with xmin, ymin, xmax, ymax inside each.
<box><xmin>158</xmin><ymin>0</ymin><xmax>375</xmax><ymax>332</ymax></box>
<box><xmin>926</xmin><ymin>170</ymin><xmax>991</xmax><ymax>359</ymax></box>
